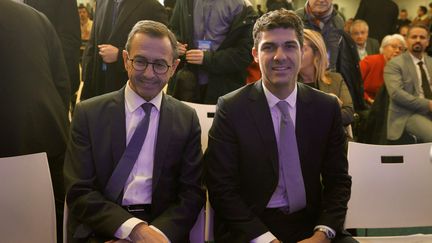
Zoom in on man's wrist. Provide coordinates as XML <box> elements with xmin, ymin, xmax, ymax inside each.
<box><xmin>314</xmin><ymin>225</ymin><xmax>335</xmax><ymax>239</ymax></box>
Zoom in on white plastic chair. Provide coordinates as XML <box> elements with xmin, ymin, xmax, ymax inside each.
<box><xmin>0</xmin><ymin>152</ymin><xmax>56</xmax><ymax>243</ymax></box>
<box><xmin>346</xmin><ymin>142</ymin><xmax>432</xmax><ymax>242</ymax></box>
<box><xmin>183</xmin><ymin>101</ymin><xmax>216</xmax><ymax>242</ymax></box>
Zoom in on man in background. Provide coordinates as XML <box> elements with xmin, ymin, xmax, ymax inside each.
<box><xmin>350</xmin><ymin>20</ymin><xmax>380</xmax><ymax>60</ymax></box>
<box><xmin>385</xmin><ymin>24</ymin><xmax>432</xmax><ymax>143</ymax></box>
<box><xmin>23</xmin><ymin>0</ymin><xmax>81</xmax><ymax>110</ymax></box>
<box><xmin>0</xmin><ymin>1</ymin><xmax>71</xmax><ymax>242</ymax></box>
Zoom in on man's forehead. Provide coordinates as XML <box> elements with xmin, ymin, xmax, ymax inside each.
<box><xmin>259</xmin><ymin>28</ymin><xmax>299</xmax><ymax>41</ymax></box>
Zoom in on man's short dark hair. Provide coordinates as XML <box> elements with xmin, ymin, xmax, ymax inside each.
<box><xmin>125</xmin><ymin>20</ymin><xmax>178</xmax><ymax>61</ymax></box>
<box><xmin>400</xmin><ymin>9</ymin><xmax>407</xmax><ymax>13</ymax></box>
<box><xmin>419</xmin><ymin>6</ymin><xmax>428</xmax><ymax>15</ymax></box>
<box><xmin>407</xmin><ymin>23</ymin><xmax>430</xmax><ymax>37</ymax></box>
<box><xmin>252</xmin><ymin>9</ymin><xmax>304</xmax><ymax>48</ymax></box>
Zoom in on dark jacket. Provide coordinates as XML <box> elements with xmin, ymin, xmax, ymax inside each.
<box><xmin>168</xmin><ymin>0</ymin><xmax>257</xmax><ymax>104</ymax></box>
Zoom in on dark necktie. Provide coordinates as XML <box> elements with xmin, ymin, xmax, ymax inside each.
<box><xmin>104</xmin><ymin>103</ymin><xmax>153</xmax><ymax>201</ymax></box>
<box><xmin>418</xmin><ymin>61</ymin><xmax>432</xmax><ymax>99</ymax></box>
<box><xmin>276</xmin><ymin>101</ymin><xmax>306</xmax><ymax>213</ymax></box>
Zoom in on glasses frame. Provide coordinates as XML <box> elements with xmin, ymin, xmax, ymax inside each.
<box><xmin>127</xmin><ymin>54</ymin><xmax>171</xmax><ymax>74</ymax></box>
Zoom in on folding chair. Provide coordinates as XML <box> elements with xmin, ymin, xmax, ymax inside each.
<box><xmin>183</xmin><ymin>101</ymin><xmax>216</xmax><ymax>242</ymax></box>
<box><xmin>346</xmin><ymin>142</ymin><xmax>432</xmax><ymax>242</ymax></box>
<box><xmin>0</xmin><ymin>153</ymin><xmax>56</xmax><ymax>243</ymax></box>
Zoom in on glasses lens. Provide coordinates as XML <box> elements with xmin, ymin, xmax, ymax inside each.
<box><xmin>153</xmin><ymin>62</ymin><xmax>169</xmax><ymax>74</ymax></box>
<box><xmin>133</xmin><ymin>58</ymin><xmax>147</xmax><ymax>71</ymax></box>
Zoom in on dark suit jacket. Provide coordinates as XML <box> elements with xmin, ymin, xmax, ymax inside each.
<box><xmin>355</xmin><ymin>0</ymin><xmax>398</xmax><ymax>42</ymax></box>
<box><xmin>0</xmin><ymin>0</ymin><xmax>70</xmax><ymax>159</ymax></box>
<box><xmin>25</xmin><ymin>0</ymin><xmax>81</xmax><ymax>99</ymax></box>
<box><xmin>81</xmin><ymin>0</ymin><xmax>168</xmax><ymax>99</ymax></box>
<box><xmin>64</xmin><ymin>88</ymin><xmax>205</xmax><ymax>242</ymax></box>
<box><xmin>366</xmin><ymin>37</ymin><xmax>380</xmax><ymax>56</ymax></box>
<box><xmin>205</xmin><ymin>81</ymin><xmax>352</xmax><ymax>242</ymax></box>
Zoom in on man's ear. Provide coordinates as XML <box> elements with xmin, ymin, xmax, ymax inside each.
<box><xmin>252</xmin><ymin>47</ymin><xmax>259</xmax><ymax>63</ymax></box>
<box><xmin>170</xmin><ymin>58</ymin><xmax>181</xmax><ymax>75</ymax></box>
<box><xmin>122</xmin><ymin>50</ymin><xmax>129</xmax><ymax>70</ymax></box>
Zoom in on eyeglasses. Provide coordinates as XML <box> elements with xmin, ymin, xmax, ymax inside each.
<box><xmin>127</xmin><ymin>55</ymin><xmax>171</xmax><ymax>74</ymax></box>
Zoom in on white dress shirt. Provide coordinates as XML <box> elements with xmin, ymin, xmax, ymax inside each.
<box><xmin>114</xmin><ymin>82</ymin><xmax>170</xmax><ymax>242</ymax></box>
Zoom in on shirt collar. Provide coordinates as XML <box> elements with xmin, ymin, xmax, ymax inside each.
<box><xmin>262</xmin><ymin>81</ymin><xmax>297</xmax><ymax>109</ymax></box>
<box><xmin>409</xmin><ymin>52</ymin><xmax>425</xmax><ymax>64</ymax></box>
<box><xmin>125</xmin><ymin>81</ymin><xmax>162</xmax><ymax>113</ymax></box>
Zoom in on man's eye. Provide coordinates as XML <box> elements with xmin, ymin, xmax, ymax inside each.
<box><xmin>135</xmin><ymin>59</ymin><xmax>147</xmax><ymax>65</ymax></box>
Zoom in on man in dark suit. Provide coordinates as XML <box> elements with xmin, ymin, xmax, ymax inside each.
<box><xmin>384</xmin><ymin>24</ymin><xmax>432</xmax><ymax>142</ymax></box>
<box><xmin>0</xmin><ymin>1</ymin><xmax>70</xmax><ymax>242</ymax></box>
<box><xmin>350</xmin><ymin>20</ymin><xmax>380</xmax><ymax>60</ymax></box>
<box><xmin>205</xmin><ymin>9</ymin><xmax>354</xmax><ymax>243</ymax></box>
<box><xmin>355</xmin><ymin>0</ymin><xmax>398</xmax><ymax>43</ymax></box>
<box><xmin>65</xmin><ymin>20</ymin><xmax>205</xmax><ymax>243</ymax></box>
<box><xmin>80</xmin><ymin>0</ymin><xmax>168</xmax><ymax>100</ymax></box>
<box><xmin>24</xmin><ymin>0</ymin><xmax>81</xmax><ymax>110</ymax></box>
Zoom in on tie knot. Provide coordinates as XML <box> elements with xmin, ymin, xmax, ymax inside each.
<box><xmin>141</xmin><ymin>103</ymin><xmax>153</xmax><ymax>115</ymax></box>
<box><xmin>276</xmin><ymin>101</ymin><xmax>290</xmax><ymax>119</ymax></box>
<box><xmin>418</xmin><ymin>61</ymin><xmax>424</xmax><ymax>67</ymax></box>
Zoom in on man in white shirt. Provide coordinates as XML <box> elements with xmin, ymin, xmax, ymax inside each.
<box><xmin>205</xmin><ymin>9</ymin><xmax>355</xmax><ymax>243</ymax></box>
<box><xmin>384</xmin><ymin>24</ymin><xmax>432</xmax><ymax>142</ymax></box>
<box><xmin>350</xmin><ymin>20</ymin><xmax>380</xmax><ymax>60</ymax></box>
<box><xmin>64</xmin><ymin>20</ymin><xmax>205</xmax><ymax>243</ymax></box>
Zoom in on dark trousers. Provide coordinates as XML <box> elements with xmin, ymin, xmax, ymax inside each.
<box><xmin>259</xmin><ymin>208</ymin><xmax>358</xmax><ymax>243</ymax></box>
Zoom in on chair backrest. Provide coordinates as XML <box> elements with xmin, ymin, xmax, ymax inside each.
<box><xmin>345</xmin><ymin>142</ymin><xmax>432</xmax><ymax>229</ymax></box>
<box><xmin>183</xmin><ymin>101</ymin><xmax>216</xmax><ymax>241</ymax></box>
<box><xmin>0</xmin><ymin>153</ymin><xmax>56</xmax><ymax>243</ymax></box>
<box><xmin>182</xmin><ymin>101</ymin><xmax>216</xmax><ymax>151</ymax></box>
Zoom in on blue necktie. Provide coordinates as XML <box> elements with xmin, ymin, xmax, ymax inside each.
<box><xmin>276</xmin><ymin>101</ymin><xmax>306</xmax><ymax>213</ymax></box>
<box><xmin>104</xmin><ymin>103</ymin><xmax>153</xmax><ymax>201</ymax></box>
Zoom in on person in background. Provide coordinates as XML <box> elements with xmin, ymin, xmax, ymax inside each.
<box><xmin>297</xmin><ymin>0</ymin><xmax>367</xmax><ymax>112</ymax></box>
<box><xmin>399</xmin><ymin>24</ymin><xmax>409</xmax><ymax>38</ymax></box>
<box><xmin>23</xmin><ymin>0</ymin><xmax>81</xmax><ymax>111</ymax></box>
<box><xmin>299</xmin><ymin>29</ymin><xmax>354</xmax><ymax>137</ymax></box>
<box><xmin>168</xmin><ymin>0</ymin><xmax>257</xmax><ymax>104</ymax></box>
<box><xmin>412</xmin><ymin>6</ymin><xmax>431</xmax><ymax>27</ymax></box>
<box><xmin>78</xmin><ymin>4</ymin><xmax>93</xmax><ymax>43</ymax></box>
<box><xmin>350</xmin><ymin>20</ymin><xmax>380</xmax><ymax>60</ymax></box>
<box><xmin>361</xmin><ymin>34</ymin><xmax>406</xmax><ymax>105</ymax></box>
<box><xmin>266</xmin><ymin>0</ymin><xmax>294</xmax><ymax>12</ymax></box>
<box><xmin>205</xmin><ymin>9</ymin><xmax>355</xmax><ymax>243</ymax></box>
<box><xmin>0</xmin><ymin>2</ymin><xmax>71</xmax><ymax>243</ymax></box>
<box><xmin>80</xmin><ymin>0</ymin><xmax>168</xmax><ymax>100</ymax></box>
<box><xmin>384</xmin><ymin>24</ymin><xmax>432</xmax><ymax>142</ymax></box>
<box><xmin>396</xmin><ymin>9</ymin><xmax>411</xmax><ymax>33</ymax></box>
<box><xmin>65</xmin><ymin>20</ymin><xmax>205</xmax><ymax>242</ymax></box>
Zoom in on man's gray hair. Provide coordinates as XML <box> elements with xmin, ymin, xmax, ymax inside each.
<box><xmin>125</xmin><ymin>20</ymin><xmax>178</xmax><ymax>60</ymax></box>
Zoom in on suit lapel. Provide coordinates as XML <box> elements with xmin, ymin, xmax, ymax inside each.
<box><xmin>404</xmin><ymin>53</ymin><xmax>421</xmax><ymax>95</ymax></box>
<box><xmin>247</xmin><ymin>81</ymin><xmax>279</xmax><ymax>174</ymax></box>
<box><xmin>110</xmin><ymin>88</ymin><xmax>127</xmax><ymax>168</ymax></box>
<box><xmin>152</xmin><ymin>94</ymin><xmax>173</xmax><ymax>191</ymax></box>
<box><xmin>295</xmin><ymin>83</ymin><xmax>314</xmax><ymax>169</ymax></box>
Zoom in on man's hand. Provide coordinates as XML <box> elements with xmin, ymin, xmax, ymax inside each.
<box><xmin>129</xmin><ymin>223</ymin><xmax>168</xmax><ymax>243</ymax></box>
<box><xmin>185</xmin><ymin>49</ymin><xmax>204</xmax><ymax>65</ymax></box>
<box><xmin>297</xmin><ymin>231</ymin><xmax>331</xmax><ymax>243</ymax></box>
<box><xmin>98</xmin><ymin>44</ymin><xmax>119</xmax><ymax>63</ymax></box>
<box><xmin>177</xmin><ymin>42</ymin><xmax>187</xmax><ymax>56</ymax></box>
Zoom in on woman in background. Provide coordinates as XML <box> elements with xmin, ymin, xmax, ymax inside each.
<box><xmin>299</xmin><ymin>29</ymin><xmax>354</xmax><ymax>135</ymax></box>
<box><xmin>360</xmin><ymin>34</ymin><xmax>406</xmax><ymax>104</ymax></box>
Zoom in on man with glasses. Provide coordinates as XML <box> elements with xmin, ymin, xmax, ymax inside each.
<box><xmin>64</xmin><ymin>20</ymin><xmax>205</xmax><ymax>243</ymax></box>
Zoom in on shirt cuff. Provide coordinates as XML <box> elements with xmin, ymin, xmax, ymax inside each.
<box><xmin>114</xmin><ymin>217</ymin><xmax>145</xmax><ymax>239</ymax></box>
<box><xmin>149</xmin><ymin>225</ymin><xmax>171</xmax><ymax>243</ymax></box>
<box><xmin>314</xmin><ymin>225</ymin><xmax>336</xmax><ymax>238</ymax></box>
<box><xmin>250</xmin><ymin>231</ymin><xmax>277</xmax><ymax>243</ymax></box>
